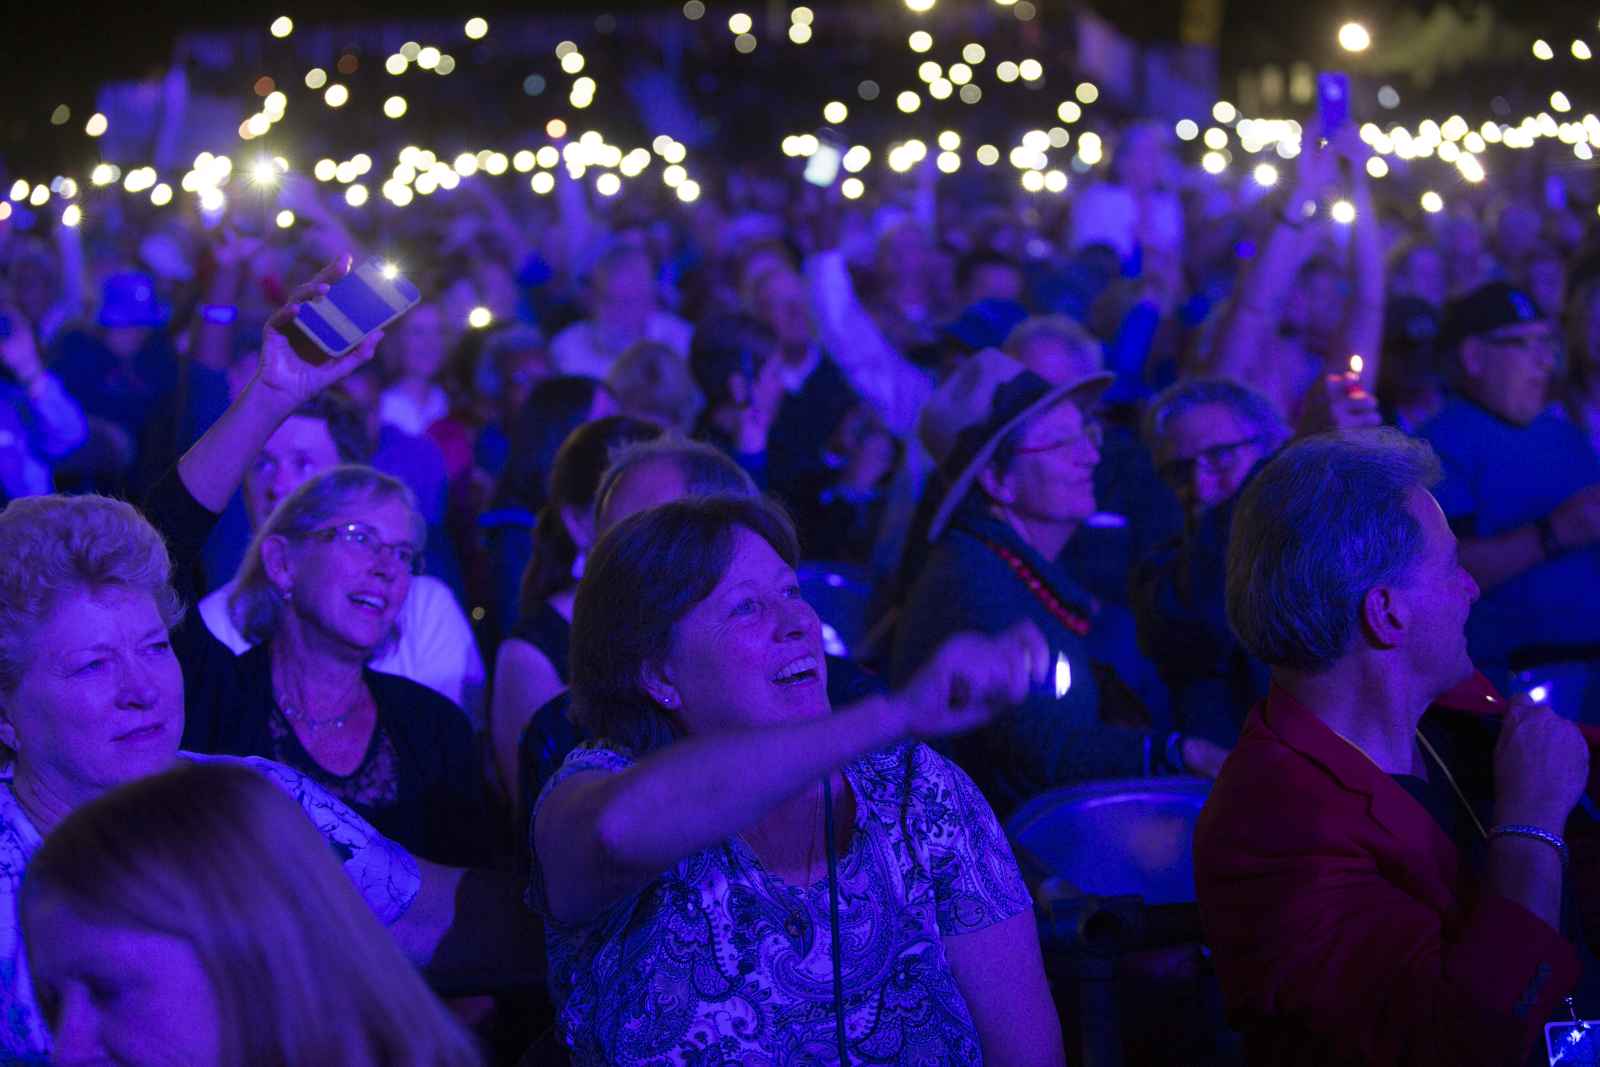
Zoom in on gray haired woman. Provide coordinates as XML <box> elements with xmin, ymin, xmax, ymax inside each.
<box><xmin>0</xmin><ymin>255</ymin><xmax>537</xmax><ymax>1062</ymax></box>
<box><xmin>176</xmin><ymin>464</ymin><xmax>492</xmax><ymax>868</ymax></box>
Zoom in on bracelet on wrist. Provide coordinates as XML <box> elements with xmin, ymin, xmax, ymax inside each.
<box><xmin>1489</xmin><ymin>823</ymin><xmax>1569</xmax><ymax>869</ymax></box>
<box><xmin>1536</xmin><ymin>515</ymin><xmax>1563</xmax><ymax>560</ymax></box>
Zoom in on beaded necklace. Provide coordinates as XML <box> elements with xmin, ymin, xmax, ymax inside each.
<box><xmin>975</xmin><ymin>535</ymin><xmax>1092</xmax><ymax>637</ymax></box>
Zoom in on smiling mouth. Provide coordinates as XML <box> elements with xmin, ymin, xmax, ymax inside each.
<box><xmin>348</xmin><ymin>593</ymin><xmax>389</xmax><ymax>613</ymax></box>
<box><xmin>113</xmin><ymin>722</ymin><xmax>164</xmax><ymax>743</ymax></box>
<box><xmin>772</xmin><ymin>655</ymin><xmax>820</xmax><ymax>686</ymax></box>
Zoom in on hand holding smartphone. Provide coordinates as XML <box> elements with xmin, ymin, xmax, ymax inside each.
<box><xmin>292</xmin><ymin>256</ymin><xmax>421</xmax><ymax>363</ymax></box>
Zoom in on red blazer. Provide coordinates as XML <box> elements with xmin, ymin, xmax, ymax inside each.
<box><xmin>1194</xmin><ymin>681</ymin><xmax>1580</xmax><ymax>1066</ymax></box>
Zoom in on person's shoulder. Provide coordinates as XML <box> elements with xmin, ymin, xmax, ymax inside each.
<box><xmin>0</xmin><ymin>782</ymin><xmax>38</xmax><ymax>882</ymax></box>
<box><xmin>180</xmin><ymin>751</ymin><xmax>330</xmax><ymax>807</ymax></box>
<box><xmin>916</xmin><ymin>528</ymin><xmax>1010</xmax><ymax>585</ymax></box>
<box><xmin>1419</xmin><ymin>396</ymin><xmax>1493</xmax><ymax>442</ymax></box>
<box><xmin>1196</xmin><ymin>724</ymin><xmax>1360</xmax><ymax>849</ymax></box>
<box><xmin>534</xmin><ymin>742</ymin><xmax>632</xmax><ymax>811</ymax></box>
<box><xmin>648</xmin><ymin>312</ymin><xmax>693</xmax><ymax>346</ymax></box>
<box><xmin>197</xmin><ymin>582</ymin><xmax>251</xmax><ymax>654</ymax></box>
<box><xmin>549</xmin><ymin>319</ymin><xmax>591</xmax><ymax>348</ymax></box>
<box><xmin>368</xmin><ymin>669</ymin><xmax>467</xmax><ymax>725</ymax></box>
<box><xmin>399</xmin><ymin>575</ymin><xmax>467</xmax><ymax>623</ymax></box>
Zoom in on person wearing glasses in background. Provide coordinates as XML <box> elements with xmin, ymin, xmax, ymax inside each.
<box><xmin>890</xmin><ymin>350</ymin><xmax>1230</xmax><ymax>819</ymax></box>
<box><xmin>1419</xmin><ymin>282</ymin><xmax>1600</xmax><ymax>722</ymax></box>
<box><xmin>1132</xmin><ymin>376</ymin><xmax>1382</xmax><ymax>747</ymax></box>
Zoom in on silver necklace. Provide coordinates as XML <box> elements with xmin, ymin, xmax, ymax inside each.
<box><xmin>278</xmin><ymin>699</ymin><xmax>358</xmax><ymax>734</ymax></box>
<box><xmin>272</xmin><ymin>658</ymin><xmax>366</xmax><ymax>736</ymax></box>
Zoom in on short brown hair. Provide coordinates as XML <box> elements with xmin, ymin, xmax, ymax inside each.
<box><xmin>570</xmin><ymin>495</ymin><xmax>800</xmax><ymax>755</ymax></box>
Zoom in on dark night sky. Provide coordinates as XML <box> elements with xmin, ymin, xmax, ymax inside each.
<box><xmin>1</xmin><ymin>0</ymin><xmax>1592</xmax><ymax>173</ymax></box>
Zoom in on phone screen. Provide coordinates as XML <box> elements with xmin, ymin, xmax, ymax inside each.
<box><xmin>1317</xmin><ymin>72</ymin><xmax>1350</xmax><ymax>137</ymax></box>
<box><xmin>804</xmin><ymin>142</ymin><xmax>843</xmax><ymax>187</ymax></box>
<box><xmin>293</xmin><ymin>258</ymin><xmax>421</xmax><ymax>361</ymax></box>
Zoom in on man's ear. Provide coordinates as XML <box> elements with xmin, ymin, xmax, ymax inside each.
<box><xmin>1359</xmin><ymin>584</ymin><xmax>1408</xmax><ymax>650</ymax></box>
<box><xmin>975</xmin><ymin>464</ymin><xmax>1015</xmax><ymax>505</ymax></box>
<box><xmin>638</xmin><ymin>660</ymin><xmax>681</xmax><ymax>711</ymax></box>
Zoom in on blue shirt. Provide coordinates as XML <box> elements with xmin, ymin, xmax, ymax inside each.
<box><xmin>1420</xmin><ymin>397</ymin><xmax>1600</xmax><ymax>669</ymax></box>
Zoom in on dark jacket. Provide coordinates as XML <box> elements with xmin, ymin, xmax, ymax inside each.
<box><xmin>1130</xmin><ymin>492</ymin><xmax>1268</xmax><ymax>747</ymax></box>
<box><xmin>889</xmin><ymin>504</ymin><xmax>1176</xmax><ymax>818</ymax></box>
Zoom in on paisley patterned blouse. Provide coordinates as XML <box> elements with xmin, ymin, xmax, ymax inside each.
<box><xmin>529</xmin><ymin>740</ymin><xmax>1032</xmax><ymax>1066</ymax></box>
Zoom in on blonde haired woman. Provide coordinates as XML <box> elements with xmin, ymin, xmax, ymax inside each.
<box><xmin>23</xmin><ymin>760</ymin><xmax>482</xmax><ymax>1067</ymax></box>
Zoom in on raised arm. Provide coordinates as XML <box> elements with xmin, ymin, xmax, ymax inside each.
<box><xmin>177</xmin><ymin>256</ymin><xmax>383</xmax><ymax>511</ymax></box>
<box><xmin>0</xmin><ymin>305</ymin><xmax>85</xmax><ymax>459</ymax></box>
<box><xmin>1205</xmin><ymin>140</ymin><xmax>1332</xmax><ymax>391</ymax></box>
<box><xmin>187</xmin><ymin>230</ymin><xmax>264</xmax><ymax>373</ymax></box>
<box><xmin>535</xmin><ymin>625</ymin><xmax>1048</xmax><ymax>925</ymax></box>
<box><xmin>804</xmin><ymin>245</ymin><xmax>932</xmax><ymax>438</ymax></box>
<box><xmin>1338</xmin><ymin>132</ymin><xmax>1385</xmax><ymax>388</ymax></box>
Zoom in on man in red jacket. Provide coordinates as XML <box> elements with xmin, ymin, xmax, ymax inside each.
<box><xmin>1195</xmin><ymin>428</ymin><xmax>1591</xmax><ymax>1066</ymax></box>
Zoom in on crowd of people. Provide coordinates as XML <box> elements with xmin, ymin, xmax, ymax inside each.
<box><xmin>8</xmin><ymin>43</ymin><xmax>1600</xmax><ymax>1063</ymax></box>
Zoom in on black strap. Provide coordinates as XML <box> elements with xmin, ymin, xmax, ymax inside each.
<box><xmin>823</xmin><ymin>776</ymin><xmax>850</xmax><ymax>1065</ymax></box>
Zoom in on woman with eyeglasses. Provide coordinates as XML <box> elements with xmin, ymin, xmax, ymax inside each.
<box><xmin>173</xmin><ymin>465</ymin><xmax>493</xmax><ymax>867</ymax></box>
<box><xmin>156</xmin><ymin>286</ymin><xmax>492</xmax><ymax>868</ymax></box>
<box><xmin>889</xmin><ymin>350</ymin><xmax>1229</xmax><ymax>818</ymax></box>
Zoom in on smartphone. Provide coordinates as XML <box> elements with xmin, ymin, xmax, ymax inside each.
<box><xmin>293</xmin><ymin>257</ymin><xmax>421</xmax><ymax>361</ymax></box>
<box><xmin>804</xmin><ymin>140</ymin><xmax>843</xmax><ymax>187</ymax></box>
<box><xmin>1317</xmin><ymin>71</ymin><xmax>1350</xmax><ymax>137</ymax></box>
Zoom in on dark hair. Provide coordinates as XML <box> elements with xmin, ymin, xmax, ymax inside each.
<box><xmin>294</xmin><ymin>391</ymin><xmax>373</xmax><ymax>465</ymax></box>
<box><xmin>688</xmin><ymin>314</ymin><xmax>777</xmax><ymax>410</ymax></box>
<box><xmin>571</xmin><ymin>496</ymin><xmax>800</xmax><ymax>755</ymax></box>
<box><xmin>491</xmin><ymin>376</ymin><xmax>611</xmax><ymax>513</ymax></box>
<box><xmin>520</xmin><ymin>415</ymin><xmax>661</xmax><ymax>613</ymax></box>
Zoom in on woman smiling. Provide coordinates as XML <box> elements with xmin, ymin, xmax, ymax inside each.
<box><xmin>533</xmin><ymin>494</ymin><xmax>1064</xmax><ymax>1065</ymax></box>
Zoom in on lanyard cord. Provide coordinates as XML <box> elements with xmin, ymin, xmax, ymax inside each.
<box><xmin>823</xmin><ymin>775</ymin><xmax>850</xmax><ymax>1066</ymax></box>
<box><xmin>1415</xmin><ymin>731</ymin><xmax>1488</xmax><ymax>841</ymax></box>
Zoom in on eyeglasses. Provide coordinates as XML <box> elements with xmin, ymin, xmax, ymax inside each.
<box><xmin>1013</xmin><ymin>419</ymin><xmax>1104</xmax><ymax>456</ymax></box>
<box><xmin>304</xmin><ymin>522</ymin><xmax>423</xmax><ymax>574</ymax></box>
<box><xmin>1158</xmin><ymin>435</ymin><xmax>1265</xmax><ymax>488</ymax></box>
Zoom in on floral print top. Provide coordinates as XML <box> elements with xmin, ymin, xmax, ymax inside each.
<box><xmin>529</xmin><ymin>740</ymin><xmax>1032</xmax><ymax>1066</ymax></box>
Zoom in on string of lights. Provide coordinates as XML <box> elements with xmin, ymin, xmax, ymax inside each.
<box><xmin>7</xmin><ymin>8</ymin><xmax>1600</xmax><ymax>240</ymax></box>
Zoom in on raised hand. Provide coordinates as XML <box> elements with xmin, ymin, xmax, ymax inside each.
<box><xmin>890</xmin><ymin>621</ymin><xmax>1050</xmax><ymax>740</ymax></box>
<box><xmin>255</xmin><ymin>256</ymin><xmax>386</xmax><ymax>409</ymax></box>
<box><xmin>1493</xmin><ymin>697</ymin><xmax>1589</xmax><ymax>833</ymax></box>
<box><xmin>212</xmin><ymin>227</ymin><xmax>265</xmax><ymax>271</ymax></box>
<box><xmin>0</xmin><ymin>307</ymin><xmax>44</xmax><ymax>385</ymax></box>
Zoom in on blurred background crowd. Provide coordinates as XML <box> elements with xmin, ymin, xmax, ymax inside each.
<box><xmin>7</xmin><ymin>1</ymin><xmax>1600</xmax><ymax>1062</ymax></box>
